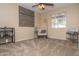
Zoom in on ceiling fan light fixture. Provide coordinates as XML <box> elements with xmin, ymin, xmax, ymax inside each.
<box><xmin>38</xmin><ymin>4</ymin><xmax>45</xmax><ymax>10</ymax></box>
<box><xmin>32</xmin><ymin>3</ymin><xmax>54</xmax><ymax>10</ymax></box>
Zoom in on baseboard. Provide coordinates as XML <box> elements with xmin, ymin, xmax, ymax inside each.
<box><xmin>15</xmin><ymin>37</ymin><xmax>67</xmax><ymax>42</ymax></box>
<box><xmin>15</xmin><ymin>38</ymin><xmax>35</xmax><ymax>42</ymax></box>
<box><xmin>48</xmin><ymin>37</ymin><xmax>67</xmax><ymax>41</ymax></box>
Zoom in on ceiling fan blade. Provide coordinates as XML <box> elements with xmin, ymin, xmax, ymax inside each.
<box><xmin>32</xmin><ymin>4</ymin><xmax>39</xmax><ymax>7</ymax></box>
<box><xmin>43</xmin><ymin>3</ymin><xmax>54</xmax><ymax>6</ymax></box>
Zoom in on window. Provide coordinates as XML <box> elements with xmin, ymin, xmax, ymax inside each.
<box><xmin>52</xmin><ymin>13</ymin><xmax>66</xmax><ymax>28</ymax></box>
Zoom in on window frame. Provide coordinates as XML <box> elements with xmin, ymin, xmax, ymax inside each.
<box><xmin>51</xmin><ymin>13</ymin><xmax>66</xmax><ymax>28</ymax></box>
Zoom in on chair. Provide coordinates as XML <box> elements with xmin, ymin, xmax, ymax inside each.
<box><xmin>37</xmin><ymin>29</ymin><xmax>47</xmax><ymax>38</ymax></box>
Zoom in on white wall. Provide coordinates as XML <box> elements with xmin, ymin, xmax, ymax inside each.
<box><xmin>0</xmin><ymin>3</ymin><xmax>18</xmax><ymax>27</ymax></box>
<box><xmin>15</xmin><ymin>27</ymin><xmax>34</xmax><ymax>42</ymax></box>
<box><xmin>0</xmin><ymin>3</ymin><xmax>34</xmax><ymax>42</ymax></box>
<box><xmin>48</xmin><ymin>4</ymin><xmax>79</xmax><ymax>40</ymax></box>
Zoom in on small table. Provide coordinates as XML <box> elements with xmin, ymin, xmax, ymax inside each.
<box><xmin>66</xmin><ymin>31</ymin><xmax>79</xmax><ymax>48</ymax></box>
<box><xmin>0</xmin><ymin>27</ymin><xmax>15</xmax><ymax>44</ymax></box>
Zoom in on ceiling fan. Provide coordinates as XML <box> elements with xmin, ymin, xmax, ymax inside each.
<box><xmin>32</xmin><ymin>3</ymin><xmax>54</xmax><ymax>10</ymax></box>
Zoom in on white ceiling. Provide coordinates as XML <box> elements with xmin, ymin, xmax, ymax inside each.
<box><xmin>19</xmin><ymin>3</ymin><xmax>74</xmax><ymax>13</ymax></box>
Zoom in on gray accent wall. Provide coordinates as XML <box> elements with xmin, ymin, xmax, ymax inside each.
<box><xmin>19</xmin><ymin>6</ymin><xmax>34</xmax><ymax>27</ymax></box>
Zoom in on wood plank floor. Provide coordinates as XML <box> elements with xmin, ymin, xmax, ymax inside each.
<box><xmin>0</xmin><ymin>38</ymin><xmax>79</xmax><ymax>56</ymax></box>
